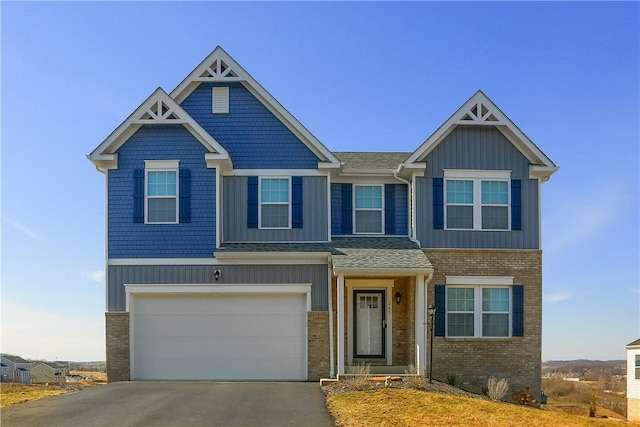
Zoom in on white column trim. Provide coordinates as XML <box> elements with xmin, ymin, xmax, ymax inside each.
<box><xmin>415</xmin><ymin>275</ymin><xmax>426</xmax><ymax>376</ymax></box>
<box><xmin>336</xmin><ymin>274</ymin><xmax>345</xmax><ymax>377</ymax></box>
<box><xmin>328</xmin><ymin>262</ymin><xmax>335</xmax><ymax>378</ymax></box>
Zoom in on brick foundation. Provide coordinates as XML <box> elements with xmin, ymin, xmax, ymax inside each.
<box><xmin>425</xmin><ymin>249</ymin><xmax>542</xmax><ymax>396</ymax></box>
<box><xmin>105</xmin><ymin>312</ymin><xmax>130</xmax><ymax>382</ymax></box>
<box><xmin>307</xmin><ymin>311</ymin><xmax>330</xmax><ymax>380</ymax></box>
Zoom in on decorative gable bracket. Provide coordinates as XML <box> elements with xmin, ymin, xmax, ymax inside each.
<box><xmin>455</xmin><ymin>100</ymin><xmax>504</xmax><ymax>125</ymax></box>
<box><xmin>137</xmin><ymin>99</ymin><xmax>185</xmax><ymax>124</ymax></box>
<box><xmin>194</xmin><ymin>58</ymin><xmax>243</xmax><ymax>82</ymax></box>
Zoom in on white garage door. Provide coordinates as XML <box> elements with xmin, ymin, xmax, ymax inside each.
<box><xmin>130</xmin><ymin>292</ymin><xmax>308</xmax><ymax>380</ymax></box>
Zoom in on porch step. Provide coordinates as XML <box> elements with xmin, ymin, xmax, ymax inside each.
<box><xmin>368</xmin><ymin>365</ymin><xmax>410</xmax><ymax>375</ymax></box>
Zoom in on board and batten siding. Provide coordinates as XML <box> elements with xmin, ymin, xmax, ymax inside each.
<box><xmin>416</xmin><ymin>125</ymin><xmax>539</xmax><ymax>249</ymax></box>
<box><xmin>108</xmin><ymin>264</ymin><xmax>329</xmax><ymax>312</ymax></box>
<box><xmin>180</xmin><ymin>82</ymin><xmax>319</xmax><ymax>169</ymax></box>
<box><xmin>330</xmin><ymin>183</ymin><xmax>408</xmax><ymax>236</ymax></box>
<box><xmin>223</xmin><ymin>176</ymin><xmax>328</xmax><ymax>242</ymax></box>
<box><xmin>108</xmin><ymin>125</ymin><xmax>216</xmax><ymax>258</ymax></box>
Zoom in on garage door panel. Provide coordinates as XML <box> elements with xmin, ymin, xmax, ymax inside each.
<box><xmin>131</xmin><ymin>292</ymin><xmax>308</xmax><ymax>380</ymax></box>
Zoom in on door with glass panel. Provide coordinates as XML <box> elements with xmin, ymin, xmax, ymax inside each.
<box><xmin>354</xmin><ymin>291</ymin><xmax>385</xmax><ymax>357</ymax></box>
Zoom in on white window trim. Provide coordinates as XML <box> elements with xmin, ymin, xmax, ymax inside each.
<box><xmin>445</xmin><ymin>284</ymin><xmax>513</xmax><ymax>339</ymax></box>
<box><xmin>144</xmin><ymin>160</ymin><xmax>179</xmax><ymax>225</ymax></box>
<box><xmin>443</xmin><ymin>170</ymin><xmax>511</xmax><ymax>231</ymax></box>
<box><xmin>259</xmin><ymin>176</ymin><xmax>291</xmax><ymax>229</ymax></box>
<box><xmin>353</xmin><ymin>184</ymin><xmax>385</xmax><ymax>235</ymax></box>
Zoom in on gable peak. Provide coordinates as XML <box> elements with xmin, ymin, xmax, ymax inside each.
<box><xmin>456</xmin><ymin>91</ymin><xmax>505</xmax><ymax>125</ymax></box>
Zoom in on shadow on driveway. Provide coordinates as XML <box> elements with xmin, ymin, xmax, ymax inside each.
<box><xmin>1</xmin><ymin>382</ymin><xmax>335</xmax><ymax>427</ymax></box>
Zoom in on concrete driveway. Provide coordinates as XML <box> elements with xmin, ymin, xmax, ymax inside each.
<box><xmin>0</xmin><ymin>382</ymin><xmax>335</xmax><ymax>427</ymax></box>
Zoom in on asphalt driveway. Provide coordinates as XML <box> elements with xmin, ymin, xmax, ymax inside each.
<box><xmin>1</xmin><ymin>382</ymin><xmax>335</xmax><ymax>427</ymax></box>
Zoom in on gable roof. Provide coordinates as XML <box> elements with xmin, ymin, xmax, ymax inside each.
<box><xmin>170</xmin><ymin>46</ymin><xmax>341</xmax><ymax>169</ymax></box>
<box><xmin>404</xmin><ymin>90</ymin><xmax>558</xmax><ymax>181</ymax></box>
<box><xmin>1</xmin><ymin>355</ymin><xmax>31</xmax><ymax>364</ymax></box>
<box><xmin>627</xmin><ymin>339</ymin><xmax>640</xmax><ymax>348</ymax></box>
<box><xmin>87</xmin><ymin>88</ymin><xmax>231</xmax><ymax>172</ymax></box>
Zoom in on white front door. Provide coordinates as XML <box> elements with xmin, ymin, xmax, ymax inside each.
<box><xmin>354</xmin><ymin>291</ymin><xmax>385</xmax><ymax>357</ymax></box>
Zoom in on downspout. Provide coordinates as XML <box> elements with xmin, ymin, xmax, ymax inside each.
<box><xmin>393</xmin><ymin>166</ymin><xmax>419</xmax><ymax>244</ymax></box>
<box><xmin>327</xmin><ymin>257</ymin><xmax>335</xmax><ymax>378</ymax></box>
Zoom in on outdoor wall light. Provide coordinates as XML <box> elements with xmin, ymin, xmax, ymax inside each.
<box><xmin>395</xmin><ymin>291</ymin><xmax>402</xmax><ymax>304</ymax></box>
<box><xmin>213</xmin><ymin>269</ymin><xmax>221</xmax><ymax>281</ymax></box>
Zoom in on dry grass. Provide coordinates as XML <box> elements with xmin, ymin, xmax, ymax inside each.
<box><xmin>0</xmin><ymin>383</ymin><xmax>67</xmax><ymax>408</ymax></box>
<box><xmin>326</xmin><ymin>388</ymin><xmax>622</xmax><ymax>427</ymax></box>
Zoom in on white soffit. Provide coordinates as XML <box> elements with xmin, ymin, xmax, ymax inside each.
<box><xmin>169</xmin><ymin>46</ymin><xmax>341</xmax><ymax>168</ymax></box>
<box><xmin>403</xmin><ymin>90</ymin><xmax>558</xmax><ymax>180</ymax></box>
<box><xmin>88</xmin><ymin>88</ymin><xmax>231</xmax><ymax>172</ymax></box>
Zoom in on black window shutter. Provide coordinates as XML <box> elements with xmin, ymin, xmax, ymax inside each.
<box><xmin>179</xmin><ymin>168</ymin><xmax>191</xmax><ymax>223</ymax></box>
<box><xmin>512</xmin><ymin>285</ymin><xmax>524</xmax><ymax>336</ymax></box>
<box><xmin>434</xmin><ymin>285</ymin><xmax>446</xmax><ymax>337</ymax></box>
<box><xmin>292</xmin><ymin>176</ymin><xmax>303</xmax><ymax>228</ymax></box>
<box><xmin>433</xmin><ymin>178</ymin><xmax>444</xmax><ymax>229</ymax></box>
<box><xmin>385</xmin><ymin>184</ymin><xmax>396</xmax><ymax>235</ymax></box>
<box><xmin>133</xmin><ymin>169</ymin><xmax>144</xmax><ymax>223</ymax></box>
<box><xmin>247</xmin><ymin>176</ymin><xmax>258</xmax><ymax>228</ymax></box>
<box><xmin>341</xmin><ymin>183</ymin><xmax>352</xmax><ymax>234</ymax></box>
<box><xmin>511</xmin><ymin>179</ymin><xmax>522</xmax><ymax>230</ymax></box>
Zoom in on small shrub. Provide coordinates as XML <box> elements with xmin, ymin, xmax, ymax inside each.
<box><xmin>485</xmin><ymin>376</ymin><xmax>509</xmax><ymax>401</ymax></box>
<box><xmin>589</xmin><ymin>392</ymin><xmax>596</xmax><ymax>417</ymax></box>
<box><xmin>446</xmin><ymin>372</ymin><xmax>458</xmax><ymax>387</ymax></box>
<box><xmin>344</xmin><ymin>362</ymin><xmax>371</xmax><ymax>390</ymax></box>
<box><xmin>512</xmin><ymin>386</ymin><xmax>538</xmax><ymax>406</ymax></box>
<box><xmin>403</xmin><ymin>364</ymin><xmax>428</xmax><ymax>389</ymax></box>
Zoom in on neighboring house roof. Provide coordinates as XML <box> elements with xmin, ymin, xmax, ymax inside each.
<box><xmin>0</xmin><ymin>363</ymin><xmax>7</xmax><ymax>367</ymax></box>
<box><xmin>627</xmin><ymin>339</ymin><xmax>640</xmax><ymax>348</ymax></box>
<box><xmin>334</xmin><ymin>152</ymin><xmax>410</xmax><ymax>174</ymax></box>
<box><xmin>1</xmin><ymin>355</ymin><xmax>31</xmax><ymax>364</ymax></box>
<box><xmin>17</xmin><ymin>368</ymin><xmax>28</xmax><ymax>372</ymax></box>
<box><xmin>87</xmin><ymin>88</ymin><xmax>231</xmax><ymax>172</ymax></box>
<box><xmin>170</xmin><ymin>46</ymin><xmax>341</xmax><ymax>169</ymax></box>
<box><xmin>217</xmin><ymin>242</ymin><xmax>334</xmax><ymax>253</ymax></box>
<box><xmin>403</xmin><ymin>90</ymin><xmax>558</xmax><ymax>181</ymax></box>
<box><xmin>331</xmin><ymin>237</ymin><xmax>433</xmax><ymax>275</ymax></box>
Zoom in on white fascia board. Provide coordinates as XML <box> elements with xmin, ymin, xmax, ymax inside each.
<box><xmin>225</xmin><ymin>169</ymin><xmax>323</xmax><ymax>177</ymax></box>
<box><xmin>215</xmin><ymin>252</ymin><xmax>331</xmax><ymax>264</ymax></box>
<box><xmin>87</xmin><ymin>88</ymin><xmax>231</xmax><ymax>170</ymax></box>
<box><xmin>169</xmin><ymin>46</ymin><xmax>340</xmax><ymax>168</ymax></box>
<box><xmin>446</xmin><ymin>276</ymin><xmax>514</xmax><ymax>285</ymax></box>
<box><xmin>529</xmin><ymin>164</ymin><xmax>559</xmax><ymax>182</ymax></box>
<box><xmin>109</xmin><ymin>258</ymin><xmax>220</xmax><ymax>266</ymax></box>
<box><xmin>404</xmin><ymin>91</ymin><xmax>557</xmax><ymax>177</ymax></box>
<box><xmin>87</xmin><ymin>153</ymin><xmax>118</xmax><ymax>173</ymax></box>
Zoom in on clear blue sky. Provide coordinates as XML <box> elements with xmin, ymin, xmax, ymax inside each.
<box><xmin>1</xmin><ymin>2</ymin><xmax>638</xmax><ymax>362</ymax></box>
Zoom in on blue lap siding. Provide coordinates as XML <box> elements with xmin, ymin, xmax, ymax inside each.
<box><xmin>180</xmin><ymin>82</ymin><xmax>319</xmax><ymax>169</ymax></box>
<box><xmin>108</xmin><ymin>125</ymin><xmax>216</xmax><ymax>258</ymax></box>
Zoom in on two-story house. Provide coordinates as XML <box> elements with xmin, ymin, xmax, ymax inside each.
<box><xmin>0</xmin><ymin>355</ymin><xmax>33</xmax><ymax>384</ymax></box>
<box><xmin>88</xmin><ymin>46</ymin><xmax>557</xmax><ymax>395</ymax></box>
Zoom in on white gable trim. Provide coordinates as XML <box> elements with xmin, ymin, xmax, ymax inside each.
<box><xmin>170</xmin><ymin>46</ymin><xmax>341</xmax><ymax>168</ymax></box>
<box><xmin>403</xmin><ymin>91</ymin><xmax>558</xmax><ymax>181</ymax></box>
<box><xmin>87</xmin><ymin>88</ymin><xmax>232</xmax><ymax>172</ymax></box>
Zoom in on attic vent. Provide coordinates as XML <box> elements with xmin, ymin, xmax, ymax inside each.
<box><xmin>212</xmin><ymin>87</ymin><xmax>229</xmax><ymax>114</ymax></box>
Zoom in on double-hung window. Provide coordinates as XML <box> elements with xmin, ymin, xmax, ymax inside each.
<box><xmin>445</xmin><ymin>170</ymin><xmax>510</xmax><ymax>230</ymax></box>
<box><xmin>445</xmin><ymin>277</ymin><xmax>513</xmax><ymax>338</ymax></box>
<box><xmin>636</xmin><ymin>355</ymin><xmax>640</xmax><ymax>379</ymax></box>
<box><xmin>260</xmin><ymin>178</ymin><xmax>290</xmax><ymax>228</ymax></box>
<box><xmin>354</xmin><ymin>185</ymin><xmax>383</xmax><ymax>233</ymax></box>
<box><xmin>145</xmin><ymin>160</ymin><xmax>179</xmax><ymax>224</ymax></box>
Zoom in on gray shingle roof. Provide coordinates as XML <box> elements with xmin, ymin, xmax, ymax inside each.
<box><xmin>218</xmin><ymin>237</ymin><xmax>433</xmax><ymax>273</ymax></box>
<box><xmin>334</xmin><ymin>152</ymin><xmax>410</xmax><ymax>171</ymax></box>
<box><xmin>627</xmin><ymin>339</ymin><xmax>640</xmax><ymax>347</ymax></box>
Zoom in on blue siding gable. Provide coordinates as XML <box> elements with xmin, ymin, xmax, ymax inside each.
<box><xmin>180</xmin><ymin>82</ymin><xmax>319</xmax><ymax>169</ymax></box>
<box><xmin>108</xmin><ymin>124</ymin><xmax>216</xmax><ymax>258</ymax></box>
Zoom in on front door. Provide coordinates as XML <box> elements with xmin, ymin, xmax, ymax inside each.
<box><xmin>354</xmin><ymin>291</ymin><xmax>385</xmax><ymax>357</ymax></box>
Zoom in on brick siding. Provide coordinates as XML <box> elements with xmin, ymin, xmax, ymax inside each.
<box><xmin>105</xmin><ymin>312</ymin><xmax>130</xmax><ymax>382</ymax></box>
<box><xmin>425</xmin><ymin>248</ymin><xmax>542</xmax><ymax>396</ymax></box>
<box><xmin>308</xmin><ymin>311</ymin><xmax>330</xmax><ymax>380</ymax></box>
